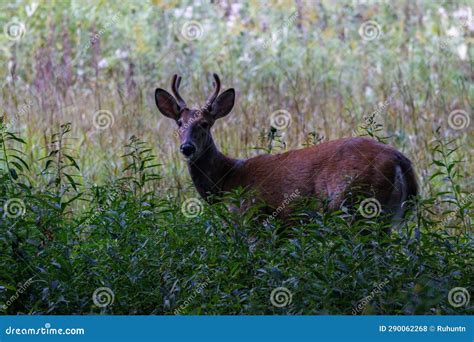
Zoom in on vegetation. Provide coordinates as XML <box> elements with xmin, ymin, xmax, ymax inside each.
<box><xmin>0</xmin><ymin>0</ymin><xmax>472</xmax><ymax>314</ymax></box>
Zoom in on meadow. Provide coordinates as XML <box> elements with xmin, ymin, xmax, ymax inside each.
<box><xmin>0</xmin><ymin>0</ymin><xmax>472</xmax><ymax>314</ymax></box>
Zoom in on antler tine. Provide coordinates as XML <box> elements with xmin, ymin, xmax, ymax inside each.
<box><xmin>204</xmin><ymin>73</ymin><xmax>221</xmax><ymax>109</ymax></box>
<box><xmin>171</xmin><ymin>74</ymin><xmax>187</xmax><ymax>109</ymax></box>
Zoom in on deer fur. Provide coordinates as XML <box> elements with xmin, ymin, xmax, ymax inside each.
<box><xmin>155</xmin><ymin>74</ymin><xmax>418</xmax><ymax>222</ymax></box>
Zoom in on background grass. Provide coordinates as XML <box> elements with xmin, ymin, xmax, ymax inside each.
<box><xmin>0</xmin><ymin>0</ymin><xmax>472</xmax><ymax>314</ymax></box>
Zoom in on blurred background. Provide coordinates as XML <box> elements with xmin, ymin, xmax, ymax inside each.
<box><xmin>0</xmin><ymin>0</ymin><xmax>472</xmax><ymax>197</ymax></box>
<box><xmin>0</xmin><ymin>0</ymin><xmax>472</xmax><ymax>316</ymax></box>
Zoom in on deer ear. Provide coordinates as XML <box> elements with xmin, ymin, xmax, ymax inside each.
<box><xmin>210</xmin><ymin>89</ymin><xmax>235</xmax><ymax>119</ymax></box>
<box><xmin>155</xmin><ymin>88</ymin><xmax>180</xmax><ymax>120</ymax></box>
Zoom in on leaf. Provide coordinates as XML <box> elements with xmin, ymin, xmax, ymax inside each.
<box><xmin>64</xmin><ymin>173</ymin><xmax>78</xmax><ymax>191</ymax></box>
<box><xmin>64</xmin><ymin>154</ymin><xmax>80</xmax><ymax>171</ymax></box>
<box><xmin>5</xmin><ymin>132</ymin><xmax>26</xmax><ymax>144</ymax></box>
<box><xmin>10</xmin><ymin>155</ymin><xmax>29</xmax><ymax>170</ymax></box>
<box><xmin>64</xmin><ymin>192</ymin><xmax>83</xmax><ymax>205</ymax></box>
<box><xmin>429</xmin><ymin>171</ymin><xmax>443</xmax><ymax>180</ymax></box>
<box><xmin>9</xmin><ymin>166</ymin><xmax>19</xmax><ymax>179</ymax></box>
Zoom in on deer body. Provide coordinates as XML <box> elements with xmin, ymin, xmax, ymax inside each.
<box><xmin>155</xmin><ymin>74</ymin><xmax>418</xmax><ymax>221</ymax></box>
<box><xmin>188</xmin><ymin>136</ymin><xmax>417</xmax><ymax>218</ymax></box>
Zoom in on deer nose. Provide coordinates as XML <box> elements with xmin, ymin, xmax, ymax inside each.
<box><xmin>180</xmin><ymin>143</ymin><xmax>196</xmax><ymax>157</ymax></box>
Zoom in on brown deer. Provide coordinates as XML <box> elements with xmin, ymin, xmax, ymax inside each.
<box><xmin>155</xmin><ymin>74</ymin><xmax>418</xmax><ymax>223</ymax></box>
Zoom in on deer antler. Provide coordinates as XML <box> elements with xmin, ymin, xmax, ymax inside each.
<box><xmin>171</xmin><ymin>74</ymin><xmax>187</xmax><ymax>109</ymax></box>
<box><xmin>204</xmin><ymin>73</ymin><xmax>221</xmax><ymax>110</ymax></box>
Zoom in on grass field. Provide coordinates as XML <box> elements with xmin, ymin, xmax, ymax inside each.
<box><xmin>0</xmin><ymin>0</ymin><xmax>472</xmax><ymax>314</ymax></box>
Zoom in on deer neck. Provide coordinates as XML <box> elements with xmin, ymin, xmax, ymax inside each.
<box><xmin>187</xmin><ymin>138</ymin><xmax>239</xmax><ymax>202</ymax></box>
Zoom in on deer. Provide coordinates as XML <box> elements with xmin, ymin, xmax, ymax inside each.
<box><xmin>154</xmin><ymin>74</ymin><xmax>418</xmax><ymax>226</ymax></box>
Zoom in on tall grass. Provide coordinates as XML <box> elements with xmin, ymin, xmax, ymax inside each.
<box><xmin>0</xmin><ymin>0</ymin><xmax>472</xmax><ymax>314</ymax></box>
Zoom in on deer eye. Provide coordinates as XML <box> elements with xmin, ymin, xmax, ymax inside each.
<box><xmin>177</xmin><ymin>120</ymin><xmax>183</xmax><ymax>127</ymax></box>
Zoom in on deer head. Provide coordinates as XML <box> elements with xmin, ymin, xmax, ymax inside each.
<box><xmin>155</xmin><ymin>74</ymin><xmax>235</xmax><ymax>160</ymax></box>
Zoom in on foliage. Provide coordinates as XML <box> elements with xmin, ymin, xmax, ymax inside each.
<box><xmin>0</xmin><ymin>0</ymin><xmax>472</xmax><ymax>315</ymax></box>
<box><xmin>0</xmin><ymin>123</ymin><xmax>472</xmax><ymax>315</ymax></box>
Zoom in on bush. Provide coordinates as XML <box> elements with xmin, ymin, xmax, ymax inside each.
<box><xmin>0</xmin><ymin>121</ymin><xmax>471</xmax><ymax>315</ymax></box>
